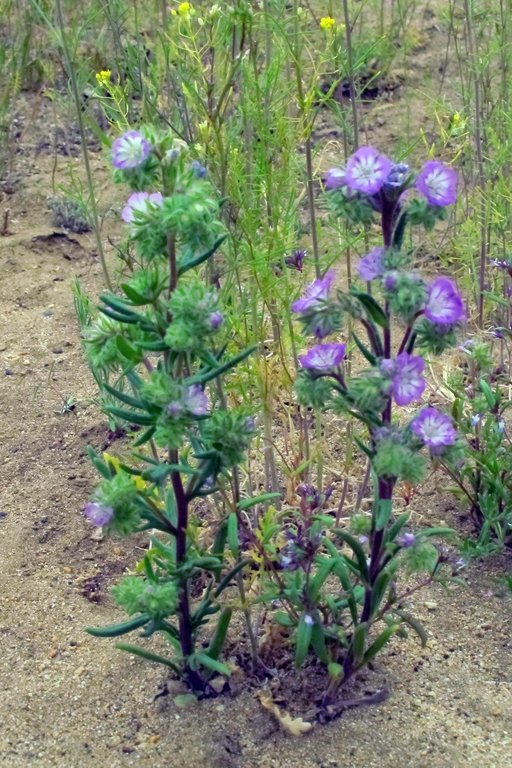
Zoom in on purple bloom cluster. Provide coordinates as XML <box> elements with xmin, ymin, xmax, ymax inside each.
<box><xmin>291</xmin><ymin>270</ymin><xmax>336</xmax><ymax>314</ymax></box>
<box><xmin>299</xmin><ymin>342</ymin><xmax>346</xmax><ymax>373</ymax></box>
<box><xmin>112</xmin><ymin>130</ymin><xmax>151</xmax><ymax>170</ymax></box>
<box><xmin>416</xmin><ymin>161</ymin><xmax>457</xmax><ymax>207</ymax></box>
<box><xmin>411</xmin><ymin>407</ymin><xmax>457</xmax><ymax>454</ymax></box>
<box><xmin>83</xmin><ymin>502</ymin><xmax>114</xmax><ymax>527</ymax></box>
<box><xmin>380</xmin><ymin>353</ymin><xmax>426</xmax><ymax>406</ymax></box>
<box><xmin>325</xmin><ymin>148</ymin><xmax>458</xmax><ymax>208</ymax></box>
<box><xmin>121</xmin><ymin>191</ymin><xmax>163</xmax><ymax>223</ymax></box>
<box><xmin>424</xmin><ymin>277</ymin><xmax>464</xmax><ymax>325</ymax></box>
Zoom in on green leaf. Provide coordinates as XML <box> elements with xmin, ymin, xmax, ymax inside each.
<box><xmin>333</xmin><ymin>529</ymin><xmax>370</xmax><ymax>584</ymax></box>
<box><xmin>86</xmin><ymin>446</ymin><xmax>113</xmax><ymax>480</ymax></box>
<box><xmin>310</xmin><ymin>623</ymin><xmax>329</xmax><ymax>664</ymax></box>
<box><xmin>106</xmin><ymin>406</ymin><xmax>154</xmax><ymax>426</ymax></box>
<box><xmin>350</xmin><ymin>290</ymin><xmax>389</xmax><ymax>329</ymax></box>
<box><xmin>86</xmin><ymin>614</ymin><xmax>150</xmax><ymax>637</ymax></box>
<box><xmin>103</xmin><ymin>383</ymin><xmax>146</xmax><ymax>410</ymax></box>
<box><xmin>100</xmin><ymin>307</ymin><xmax>140</xmax><ymax>325</ymax></box>
<box><xmin>354</xmin><ymin>435</ymin><xmax>375</xmax><ymax>459</ymax></box>
<box><xmin>177</xmin><ymin>234</ymin><xmax>228</xmax><ymax>276</ymax></box>
<box><xmin>374</xmin><ymin>498</ymin><xmax>392</xmax><ymax>530</ymax></box>
<box><xmin>370</xmin><ymin>571</ymin><xmax>391</xmax><ymax>617</ymax></box>
<box><xmin>121</xmin><ymin>283</ymin><xmax>150</xmax><ymax>305</ymax></box>
<box><xmin>394</xmin><ymin>610</ymin><xmax>428</xmax><ymax>647</ymax></box>
<box><xmin>116</xmin><ymin>335</ymin><xmax>141</xmax><ymax>362</ymax></box>
<box><xmin>351</xmin><ymin>622</ymin><xmax>367</xmax><ymax>663</ymax></box>
<box><xmin>194</xmin><ymin>652</ymin><xmax>231</xmax><ymax>676</ymax></box>
<box><xmin>309</xmin><ymin>557</ymin><xmax>334</xmax><ymax>602</ymax></box>
<box><xmin>479</xmin><ymin>379</ymin><xmax>496</xmax><ymax>408</ymax></box>
<box><xmin>386</xmin><ymin>512</ymin><xmax>410</xmax><ymax>544</ymax></box>
<box><xmin>274</xmin><ymin>611</ymin><xmax>295</xmax><ymax>627</ymax></box>
<box><xmin>205</xmin><ymin>608</ymin><xmax>232</xmax><ymax>660</ymax></box>
<box><xmin>99</xmin><ymin>294</ymin><xmax>139</xmax><ymax>317</ymax></box>
<box><xmin>227</xmin><ymin>513</ymin><xmax>240</xmax><ymax>558</ymax></box>
<box><xmin>188</xmin><ymin>345</ymin><xmax>256</xmax><ymax>385</ymax></box>
<box><xmin>213</xmin><ymin>559</ymin><xmax>250</xmax><ymax>598</ymax></box>
<box><xmin>352</xmin><ymin>331</ymin><xmax>377</xmax><ymax>365</ymax></box>
<box><xmin>116</xmin><ymin>642</ymin><xmax>180</xmax><ymax>672</ymax></box>
<box><xmin>133</xmin><ymin>426</ymin><xmax>156</xmax><ymax>446</ymax></box>
<box><xmin>362</xmin><ymin>624</ymin><xmax>400</xmax><ymax>665</ymax></box>
<box><xmin>237</xmin><ymin>492</ymin><xmax>281</xmax><ymax>511</ymax></box>
<box><xmin>295</xmin><ymin>613</ymin><xmax>313</xmax><ymax>667</ymax></box>
<box><xmin>327</xmin><ymin>662</ymin><xmax>343</xmax><ymax>680</ymax></box>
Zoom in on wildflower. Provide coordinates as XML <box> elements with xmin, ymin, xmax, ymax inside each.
<box><xmin>177</xmin><ymin>1</ymin><xmax>192</xmax><ymax>17</ymax></box>
<box><xmin>166</xmin><ymin>400</ymin><xmax>184</xmax><ymax>417</ymax></box>
<box><xmin>325</xmin><ymin>168</ymin><xmax>346</xmax><ymax>190</ymax></box>
<box><xmin>112</xmin><ymin>130</ymin><xmax>151</xmax><ymax>170</ymax></box>
<box><xmin>299</xmin><ymin>342</ymin><xmax>346</xmax><ymax>373</ymax></box>
<box><xmin>304</xmin><ymin>613</ymin><xmax>315</xmax><ymax>625</ymax></box>
<box><xmin>416</xmin><ymin>160</ymin><xmax>457</xmax><ymax>207</ymax></box>
<box><xmin>411</xmin><ymin>407</ymin><xmax>457</xmax><ymax>454</ymax></box>
<box><xmin>285</xmin><ymin>249</ymin><xmax>306</xmax><ymax>272</ymax></box>
<box><xmin>345</xmin><ymin>146</ymin><xmax>393</xmax><ymax>196</ymax></box>
<box><xmin>291</xmin><ymin>270</ymin><xmax>336</xmax><ymax>314</ymax></box>
<box><xmin>95</xmin><ymin>69</ymin><xmax>111</xmax><ymax>85</ymax></box>
<box><xmin>384</xmin><ymin>163</ymin><xmax>410</xmax><ymax>190</ymax></box>
<box><xmin>208</xmin><ymin>311</ymin><xmax>224</xmax><ymax>329</ymax></box>
<box><xmin>398</xmin><ymin>532</ymin><xmax>416</xmax><ymax>548</ymax></box>
<box><xmin>191</xmin><ymin>159</ymin><xmax>207</xmax><ymax>178</ymax></box>
<box><xmin>471</xmin><ymin>413</ymin><xmax>482</xmax><ymax>428</ymax></box>
<box><xmin>380</xmin><ymin>353</ymin><xmax>426</xmax><ymax>406</ymax></box>
<box><xmin>121</xmin><ymin>192</ymin><xmax>163</xmax><ymax>223</ymax></box>
<box><xmin>83</xmin><ymin>501</ymin><xmax>114</xmax><ymax>527</ymax></box>
<box><xmin>183</xmin><ymin>384</ymin><xmax>208</xmax><ymax>417</ymax></box>
<box><xmin>320</xmin><ymin>16</ymin><xmax>336</xmax><ymax>30</ymax></box>
<box><xmin>424</xmin><ymin>277</ymin><xmax>464</xmax><ymax>325</ymax></box>
<box><xmin>357</xmin><ymin>247</ymin><xmax>385</xmax><ymax>281</ymax></box>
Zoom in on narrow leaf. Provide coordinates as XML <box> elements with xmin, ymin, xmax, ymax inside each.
<box><xmin>86</xmin><ymin>614</ymin><xmax>150</xmax><ymax>637</ymax></box>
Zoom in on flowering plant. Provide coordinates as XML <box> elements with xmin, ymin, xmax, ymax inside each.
<box><xmin>268</xmin><ymin>147</ymin><xmax>463</xmax><ymax>702</ymax></box>
<box><xmin>83</xmin><ymin>128</ymin><xmax>258</xmax><ymax>694</ymax></box>
<box><xmin>442</xmin><ymin>338</ymin><xmax>512</xmax><ymax>552</ymax></box>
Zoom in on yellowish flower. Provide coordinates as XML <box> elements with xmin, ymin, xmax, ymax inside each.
<box><xmin>95</xmin><ymin>69</ymin><xmax>111</xmax><ymax>86</ymax></box>
<box><xmin>320</xmin><ymin>16</ymin><xmax>336</xmax><ymax>30</ymax></box>
<box><xmin>178</xmin><ymin>1</ymin><xmax>193</xmax><ymax>17</ymax></box>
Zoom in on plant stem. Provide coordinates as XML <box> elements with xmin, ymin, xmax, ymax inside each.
<box><xmin>54</xmin><ymin>0</ymin><xmax>112</xmax><ymax>291</ymax></box>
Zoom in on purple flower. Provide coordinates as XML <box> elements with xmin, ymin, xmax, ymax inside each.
<box><xmin>299</xmin><ymin>342</ymin><xmax>346</xmax><ymax>372</ymax></box>
<box><xmin>121</xmin><ymin>192</ymin><xmax>163</xmax><ymax>223</ymax></box>
<box><xmin>345</xmin><ymin>146</ymin><xmax>393</xmax><ymax>195</ymax></box>
<box><xmin>424</xmin><ymin>277</ymin><xmax>464</xmax><ymax>325</ymax></box>
<box><xmin>357</xmin><ymin>247</ymin><xmax>385</xmax><ymax>281</ymax></box>
<box><xmin>398</xmin><ymin>532</ymin><xmax>416</xmax><ymax>548</ymax></box>
<box><xmin>384</xmin><ymin>163</ymin><xmax>410</xmax><ymax>190</ymax></box>
<box><xmin>416</xmin><ymin>160</ymin><xmax>457</xmax><ymax>206</ymax></box>
<box><xmin>208</xmin><ymin>311</ymin><xmax>224</xmax><ymax>329</ymax></box>
<box><xmin>382</xmin><ymin>353</ymin><xmax>426</xmax><ymax>407</ymax></box>
<box><xmin>183</xmin><ymin>385</ymin><xmax>208</xmax><ymax>417</ymax></box>
<box><xmin>166</xmin><ymin>400</ymin><xmax>184</xmax><ymax>417</ymax></box>
<box><xmin>291</xmin><ymin>269</ymin><xmax>336</xmax><ymax>314</ymax></box>
<box><xmin>325</xmin><ymin>167</ymin><xmax>346</xmax><ymax>190</ymax></box>
<box><xmin>411</xmin><ymin>407</ymin><xmax>457</xmax><ymax>454</ymax></box>
<box><xmin>284</xmin><ymin>249</ymin><xmax>306</xmax><ymax>272</ymax></box>
<box><xmin>112</xmin><ymin>130</ymin><xmax>151</xmax><ymax>170</ymax></box>
<box><xmin>191</xmin><ymin>160</ymin><xmax>207</xmax><ymax>178</ymax></box>
<box><xmin>83</xmin><ymin>502</ymin><xmax>114</xmax><ymax>527</ymax></box>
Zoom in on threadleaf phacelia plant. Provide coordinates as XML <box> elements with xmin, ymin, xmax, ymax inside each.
<box><xmin>82</xmin><ymin>128</ymin><xmax>257</xmax><ymax>695</ymax></box>
<box><xmin>260</xmin><ymin>147</ymin><xmax>463</xmax><ymax>703</ymax></box>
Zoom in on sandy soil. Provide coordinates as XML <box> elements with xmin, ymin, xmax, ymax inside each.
<box><xmin>1</xmin><ymin>6</ymin><xmax>512</xmax><ymax>767</ymax></box>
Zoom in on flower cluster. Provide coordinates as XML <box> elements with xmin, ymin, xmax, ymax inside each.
<box><xmin>327</xmin><ymin>145</ymin><xmax>457</xmax><ymax>208</ymax></box>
